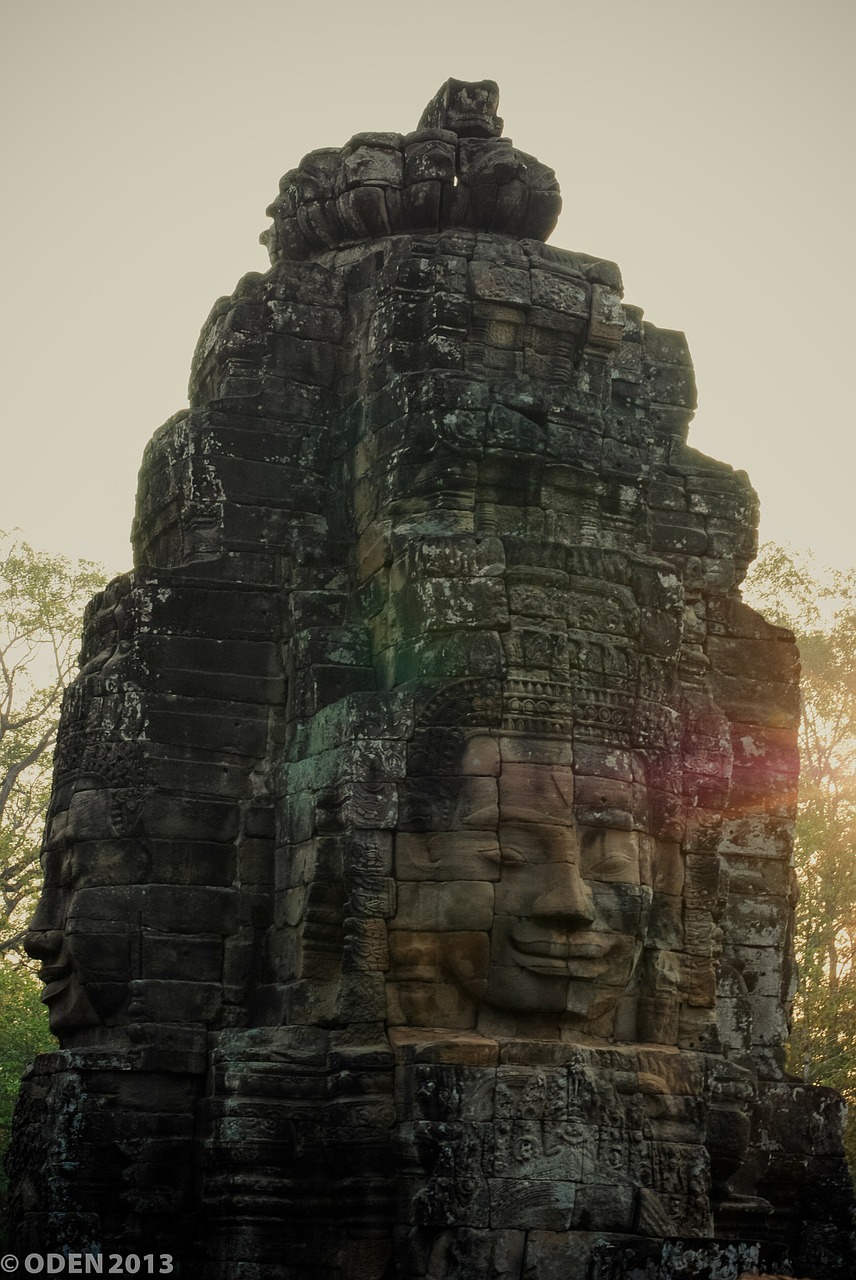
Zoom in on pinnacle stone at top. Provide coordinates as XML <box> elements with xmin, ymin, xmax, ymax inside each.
<box><xmin>261</xmin><ymin>79</ymin><xmax>562</xmax><ymax>263</ymax></box>
<box><xmin>418</xmin><ymin>78</ymin><xmax>504</xmax><ymax>137</ymax></box>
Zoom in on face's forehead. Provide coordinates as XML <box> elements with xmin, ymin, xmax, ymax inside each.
<box><xmin>65</xmin><ymin>788</ymin><xmax>114</xmax><ymax>840</ymax></box>
<box><xmin>455</xmin><ymin>733</ymin><xmax>501</xmax><ymax>777</ymax></box>
<box><xmin>459</xmin><ymin>734</ymin><xmax>575</xmax><ymax>825</ymax></box>
<box><xmin>460</xmin><ymin>733</ymin><xmax>572</xmax><ymax>772</ymax></box>
<box><xmin>498</xmin><ymin>761</ymin><xmax>574</xmax><ymax>825</ymax></box>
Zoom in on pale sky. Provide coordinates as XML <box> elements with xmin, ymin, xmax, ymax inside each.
<box><xmin>2</xmin><ymin>0</ymin><xmax>853</xmax><ymax>579</ymax></box>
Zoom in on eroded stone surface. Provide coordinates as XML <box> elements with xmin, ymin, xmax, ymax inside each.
<box><xmin>5</xmin><ymin>80</ymin><xmax>854</xmax><ymax>1279</ymax></box>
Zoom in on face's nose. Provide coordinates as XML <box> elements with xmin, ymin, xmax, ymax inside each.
<box><xmin>532</xmin><ymin>860</ymin><xmax>596</xmax><ymax>927</ymax></box>
<box><xmin>24</xmin><ymin>929</ymin><xmax>66</xmax><ymax>965</ymax></box>
<box><xmin>24</xmin><ymin>886</ymin><xmax>67</xmax><ymax>963</ymax></box>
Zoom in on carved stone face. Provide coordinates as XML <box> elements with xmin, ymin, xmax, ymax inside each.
<box><xmin>391</xmin><ymin>735</ymin><xmax>652</xmax><ymax>1031</ymax></box>
<box><xmin>25</xmin><ymin>781</ymin><xmax>145</xmax><ymax>1036</ymax></box>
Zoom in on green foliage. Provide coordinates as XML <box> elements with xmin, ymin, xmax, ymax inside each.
<box><xmin>0</xmin><ymin>530</ymin><xmax>106</xmax><ymax>957</ymax></box>
<box><xmin>744</xmin><ymin>544</ymin><xmax>856</xmax><ymax>1169</ymax></box>
<box><xmin>0</xmin><ymin>532</ymin><xmax>103</xmax><ymax>1226</ymax></box>
<box><xmin>0</xmin><ymin>960</ymin><xmax>55</xmax><ymax>1223</ymax></box>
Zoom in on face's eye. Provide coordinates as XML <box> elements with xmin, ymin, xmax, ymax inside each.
<box><xmin>585</xmin><ymin>854</ymin><xmax>636</xmax><ymax>881</ymax></box>
<box><xmin>59</xmin><ymin>849</ymin><xmax>80</xmax><ymax>891</ymax></box>
<box><xmin>455</xmin><ymin>841</ymin><xmax>504</xmax><ymax>868</ymax></box>
<box><xmin>42</xmin><ymin>842</ymin><xmax>75</xmax><ymax>891</ymax></box>
<box><xmin>501</xmin><ymin>850</ymin><xmax>526</xmax><ymax>868</ymax></box>
<box><xmin>498</xmin><ymin>844</ymin><xmax>528</xmax><ymax>868</ymax></box>
<box><xmin>426</xmin><ymin>831</ymin><xmax>501</xmax><ymax>866</ymax></box>
<box><xmin>580</xmin><ymin>829</ymin><xmax>641</xmax><ymax>884</ymax></box>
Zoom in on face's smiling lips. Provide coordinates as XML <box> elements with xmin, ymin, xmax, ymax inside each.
<box><xmin>508</xmin><ymin>930</ymin><xmax>611</xmax><ymax>977</ymax></box>
<box><xmin>38</xmin><ymin>962</ymin><xmax>74</xmax><ymax>1003</ymax></box>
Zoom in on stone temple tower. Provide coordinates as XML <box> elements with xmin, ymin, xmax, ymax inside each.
<box><xmin>6</xmin><ymin>80</ymin><xmax>855</xmax><ymax>1279</ymax></box>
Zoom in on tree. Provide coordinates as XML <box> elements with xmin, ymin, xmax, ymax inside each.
<box><xmin>743</xmin><ymin>544</ymin><xmax>856</xmax><ymax>1167</ymax></box>
<box><xmin>0</xmin><ymin>532</ymin><xmax>105</xmax><ymax>1228</ymax></box>
<box><xmin>0</xmin><ymin>531</ymin><xmax>106</xmax><ymax>957</ymax></box>
<box><xmin>0</xmin><ymin>959</ymin><xmax>55</xmax><ymax>1215</ymax></box>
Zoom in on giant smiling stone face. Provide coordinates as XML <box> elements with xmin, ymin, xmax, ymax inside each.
<box><xmin>25</xmin><ymin>779</ymin><xmax>146</xmax><ymax>1038</ymax></box>
<box><xmin>389</xmin><ymin>733</ymin><xmax>654</xmax><ymax>1033</ymax></box>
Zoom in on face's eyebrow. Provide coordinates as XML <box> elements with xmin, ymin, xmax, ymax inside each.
<box><xmin>500</xmin><ymin>807</ymin><xmax>576</xmax><ymax>828</ymax></box>
<box><xmin>585</xmin><ymin>845</ymin><xmax>637</xmax><ymax>860</ymax></box>
<box><xmin>426</xmin><ymin>831</ymin><xmax>500</xmax><ymax>863</ymax></box>
<box><xmin>550</xmin><ymin>773</ymin><xmax>574</xmax><ymax>807</ymax></box>
<box><xmin>461</xmin><ymin>805</ymin><xmax>498</xmax><ymax>826</ymax></box>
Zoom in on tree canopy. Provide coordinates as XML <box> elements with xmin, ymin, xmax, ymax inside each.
<box><xmin>744</xmin><ymin>543</ymin><xmax>856</xmax><ymax>1166</ymax></box>
<box><xmin>0</xmin><ymin>532</ymin><xmax>106</xmax><ymax>1220</ymax></box>
<box><xmin>0</xmin><ymin>531</ymin><xmax>105</xmax><ymax>957</ymax></box>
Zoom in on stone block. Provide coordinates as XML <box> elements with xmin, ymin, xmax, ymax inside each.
<box><xmin>646</xmin><ymin>893</ymin><xmax>683</xmax><ymax>949</ymax></box>
<box><xmin>387</xmin><ymin>979</ymin><xmax>478</xmax><ymax>1031</ymax></box>
<box><xmin>128</xmin><ymin>979</ymin><xmax>223</xmax><ymax>1023</ymax></box>
<box><xmin>683</xmin><ymin>854</ymin><xmax>720</xmax><ymax>910</ymax></box>
<box><xmin>651</xmin><ymin>517</ymin><xmax>709</xmax><ymax>556</ymax></box>
<box><xmin>394</xmin><ymin>882</ymin><xmax>494</xmax><ymax>931</ymax></box>
<box><xmin>529</xmin><ymin>270</ymin><xmax>589</xmax><ymax>316</ymax></box>
<box><xmin>398</xmin><ymin>1063</ymin><xmax>496</xmax><ymax>1122</ymax></box>
<box><xmin>395</xmin><ymin>828</ymin><xmax>500</xmax><ymax>884</ymax></box>
<box><xmin>140</xmin><ymin>934</ymin><xmax>223</xmax><ymax>982</ymax></box>
<box><xmin>651</xmin><ymin>840</ymin><xmax>684</xmax><ymax>895</ymax></box>
<box><xmin>724</xmin><ymin>893</ymin><xmax>789</xmax><ymax>949</ymax></box>
<box><xmin>141</xmin><ymin>885</ymin><xmax>239</xmax><ymax>936</ymax></box>
<box><xmin>587</xmin><ymin>285</ymin><xmax>625</xmax><ymax>350</ymax></box>
<box><xmin>469</xmin><ymin>261</ymin><xmax>531</xmax><ymax>306</ymax></box>
<box><xmin>390</xmin><ymin>533</ymin><xmax>505</xmax><ymax>583</ymax></box>
<box><xmin>645</xmin><ymin>361</ymin><xmax>698</xmax><ymax>409</ymax></box>
<box><xmin>146</xmin><ymin>840</ymin><xmax>237</xmax><ymax>887</ymax></box>
<box><xmin>498</xmin><ymin>762</ymin><xmax>574</xmax><ymax>822</ymax></box>
<box><xmin>521</xmin><ymin>1231</ymin><xmax>607</xmax><ymax>1280</ymax></box>
<box><xmin>394</xmin><ymin>577</ymin><xmax>509</xmax><ymax>636</ymax></box>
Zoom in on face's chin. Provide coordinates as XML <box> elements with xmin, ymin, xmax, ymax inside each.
<box><xmin>39</xmin><ymin>964</ymin><xmax>101</xmax><ymax>1034</ymax></box>
<box><xmin>483</xmin><ymin>921</ymin><xmax>638</xmax><ymax>1020</ymax></box>
<box><xmin>563</xmin><ymin>972</ymin><xmax>628</xmax><ymax>1022</ymax></box>
<box><xmin>28</xmin><ymin>901</ymin><xmax>133</xmax><ymax>1037</ymax></box>
<box><xmin>484</xmin><ymin>963</ymin><xmax>569</xmax><ymax>1015</ymax></box>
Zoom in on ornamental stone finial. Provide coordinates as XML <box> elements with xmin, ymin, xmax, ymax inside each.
<box><xmin>261</xmin><ymin>80</ymin><xmax>561</xmax><ymax>261</ymax></box>
<box><xmin>417</xmin><ymin>78</ymin><xmax>504</xmax><ymax>137</ymax></box>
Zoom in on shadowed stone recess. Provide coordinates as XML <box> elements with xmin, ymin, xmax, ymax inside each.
<box><xmin>5</xmin><ymin>80</ymin><xmax>855</xmax><ymax>1279</ymax></box>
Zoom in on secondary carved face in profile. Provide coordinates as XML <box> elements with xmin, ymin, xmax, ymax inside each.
<box><xmin>390</xmin><ymin>734</ymin><xmax>653</xmax><ymax>1033</ymax></box>
<box><xmin>25</xmin><ymin>779</ymin><xmax>146</xmax><ymax>1038</ymax></box>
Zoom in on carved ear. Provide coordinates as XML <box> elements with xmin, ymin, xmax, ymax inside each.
<box><xmin>426</xmin><ymin>834</ymin><xmax>444</xmax><ymax>867</ymax></box>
